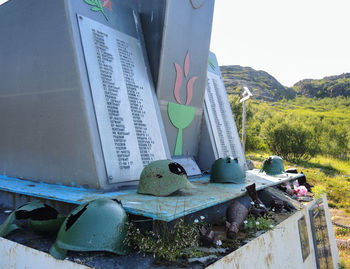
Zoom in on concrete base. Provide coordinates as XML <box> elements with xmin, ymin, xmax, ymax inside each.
<box><xmin>0</xmin><ymin>196</ymin><xmax>340</xmax><ymax>268</ymax></box>
<box><xmin>0</xmin><ymin>237</ymin><xmax>89</xmax><ymax>269</ymax></box>
<box><xmin>207</xmin><ymin>196</ymin><xmax>340</xmax><ymax>269</ymax></box>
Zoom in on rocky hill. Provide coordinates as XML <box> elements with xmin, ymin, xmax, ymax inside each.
<box><xmin>293</xmin><ymin>73</ymin><xmax>350</xmax><ymax>98</ymax></box>
<box><xmin>220</xmin><ymin>65</ymin><xmax>296</xmax><ymax>101</ymax></box>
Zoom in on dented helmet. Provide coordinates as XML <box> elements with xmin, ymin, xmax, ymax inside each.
<box><xmin>0</xmin><ymin>201</ymin><xmax>64</xmax><ymax>237</ymax></box>
<box><xmin>261</xmin><ymin>156</ymin><xmax>285</xmax><ymax>175</ymax></box>
<box><xmin>50</xmin><ymin>198</ymin><xmax>128</xmax><ymax>260</ymax></box>
<box><xmin>137</xmin><ymin>160</ymin><xmax>194</xmax><ymax>196</ymax></box>
<box><xmin>210</xmin><ymin>157</ymin><xmax>245</xmax><ymax>184</ymax></box>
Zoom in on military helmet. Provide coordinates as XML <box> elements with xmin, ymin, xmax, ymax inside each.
<box><xmin>260</xmin><ymin>156</ymin><xmax>285</xmax><ymax>175</ymax></box>
<box><xmin>210</xmin><ymin>157</ymin><xmax>245</xmax><ymax>184</ymax></box>
<box><xmin>50</xmin><ymin>198</ymin><xmax>128</xmax><ymax>260</ymax></box>
<box><xmin>137</xmin><ymin>160</ymin><xmax>194</xmax><ymax>196</ymax></box>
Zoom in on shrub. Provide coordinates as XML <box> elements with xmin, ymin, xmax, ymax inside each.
<box><xmin>262</xmin><ymin>119</ymin><xmax>317</xmax><ymax>161</ymax></box>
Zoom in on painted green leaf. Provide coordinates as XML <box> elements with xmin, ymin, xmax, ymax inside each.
<box><xmin>91</xmin><ymin>7</ymin><xmax>101</xmax><ymax>11</ymax></box>
<box><xmin>96</xmin><ymin>0</ymin><xmax>103</xmax><ymax>9</ymax></box>
<box><xmin>84</xmin><ymin>0</ymin><xmax>96</xmax><ymax>6</ymax></box>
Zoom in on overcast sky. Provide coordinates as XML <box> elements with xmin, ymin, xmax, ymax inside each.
<box><xmin>1</xmin><ymin>0</ymin><xmax>349</xmax><ymax>86</ymax></box>
<box><xmin>210</xmin><ymin>0</ymin><xmax>350</xmax><ymax>86</ymax></box>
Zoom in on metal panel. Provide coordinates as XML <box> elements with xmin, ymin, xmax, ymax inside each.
<box><xmin>0</xmin><ymin>0</ymin><xmax>100</xmax><ymax>188</ymax></box>
<box><xmin>156</xmin><ymin>0</ymin><xmax>215</xmax><ymax>158</ymax></box>
<box><xmin>201</xmin><ymin>52</ymin><xmax>247</xmax><ymax>171</ymax></box>
<box><xmin>77</xmin><ymin>15</ymin><xmax>168</xmax><ymax>183</ymax></box>
<box><xmin>0</xmin><ymin>0</ymin><xmax>170</xmax><ymax>190</ymax></box>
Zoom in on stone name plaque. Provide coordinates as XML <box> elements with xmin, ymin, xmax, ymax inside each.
<box><xmin>78</xmin><ymin>15</ymin><xmax>167</xmax><ymax>183</ymax></box>
<box><xmin>204</xmin><ymin>52</ymin><xmax>247</xmax><ymax>170</ymax></box>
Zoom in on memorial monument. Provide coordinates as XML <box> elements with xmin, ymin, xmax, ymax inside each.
<box><xmin>0</xmin><ymin>0</ymin><xmax>247</xmax><ymax>189</ymax></box>
<box><xmin>0</xmin><ymin>0</ymin><xmax>223</xmax><ymax>189</ymax></box>
<box><xmin>0</xmin><ymin>0</ymin><xmax>171</xmax><ymax>190</ymax></box>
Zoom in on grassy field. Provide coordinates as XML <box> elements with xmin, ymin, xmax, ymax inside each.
<box><xmin>248</xmin><ymin>152</ymin><xmax>350</xmax><ymax>267</ymax></box>
<box><xmin>229</xmin><ymin>96</ymin><xmax>350</xmax><ymax>265</ymax></box>
<box><xmin>254</xmin><ymin>97</ymin><xmax>350</xmax><ymax>125</ymax></box>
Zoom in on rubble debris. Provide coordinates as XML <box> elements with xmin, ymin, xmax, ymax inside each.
<box><xmin>188</xmin><ymin>254</ymin><xmax>217</xmax><ymax>264</ymax></box>
<box><xmin>246</xmin><ymin>160</ymin><xmax>255</xmax><ymax>170</ymax></box>
<box><xmin>279</xmin><ymin>181</ymin><xmax>295</xmax><ymax>196</ymax></box>
<box><xmin>246</xmin><ymin>183</ymin><xmax>268</xmax><ymax>215</ymax></box>
<box><xmin>285</xmin><ymin>168</ymin><xmax>313</xmax><ymax>192</ymax></box>
<box><xmin>249</xmin><ymin>207</ymin><xmax>268</xmax><ymax>218</ymax></box>
<box><xmin>297</xmin><ymin>173</ymin><xmax>313</xmax><ymax>192</ymax></box>
<box><xmin>259</xmin><ymin>186</ymin><xmax>302</xmax><ymax>210</ymax></box>
<box><xmin>225</xmin><ymin>197</ymin><xmax>250</xmax><ymax>239</ymax></box>
<box><xmin>297</xmin><ymin>196</ymin><xmax>313</xmax><ymax>202</ymax></box>
<box><xmin>285</xmin><ymin>168</ymin><xmax>298</xmax><ymax>174</ymax></box>
<box><xmin>199</xmin><ymin>225</ymin><xmax>216</xmax><ymax>247</ymax></box>
<box><xmin>270</xmin><ymin>199</ymin><xmax>292</xmax><ymax>213</ymax></box>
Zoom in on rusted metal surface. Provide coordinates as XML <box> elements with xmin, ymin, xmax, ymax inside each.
<box><xmin>0</xmin><ymin>237</ymin><xmax>90</xmax><ymax>269</ymax></box>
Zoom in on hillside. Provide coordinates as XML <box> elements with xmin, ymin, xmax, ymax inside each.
<box><xmin>220</xmin><ymin>65</ymin><xmax>296</xmax><ymax>101</ymax></box>
<box><xmin>293</xmin><ymin>73</ymin><xmax>350</xmax><ymax>98</ymax></box>
<box><xmin>220</xmin><ymin>65</ymin><xmax>350</xmax><ymax>100</ymax></box>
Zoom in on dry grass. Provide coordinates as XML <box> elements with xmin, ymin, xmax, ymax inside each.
<box><xmin>330</xmin><ymin>209</ymin><xmax>350</xmax><ymax>268</ymax></box>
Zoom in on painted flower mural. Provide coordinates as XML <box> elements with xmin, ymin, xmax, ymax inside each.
<box><xmin>83</xmin><ymin>0</ymin><xmax>113</xmax><ymax>21</ymax></box>
<box><xmin>168</xmin><ymin>51</ymin><xmax>198</xmax><ymax>155</ymax></box>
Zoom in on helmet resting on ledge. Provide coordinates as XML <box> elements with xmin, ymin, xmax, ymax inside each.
<box><xmin>210</xmin><ymin>157</ymin><xmax>245</xmax><ymax>184</ymax></box>
<box><xmin>260</xmin><ymin>155</ymin><xmax>285</xmax><ymax>175</ymax></box>
<box><xmin>137</xmin><ymin>159</ymin><xmax>195</xmax><ymax>196</ymax></box>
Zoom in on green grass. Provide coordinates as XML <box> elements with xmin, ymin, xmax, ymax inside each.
<box><xmin>264</xmin><ymin>97</ymin><xmax>350</xmax><ymax>125</ymax></box>
<box><xmin>249</xmin><ymin>152</ymin><xmax>350</xmax><ymax>266</ymax></box>
<box><xmin>248</xmin><ymin>153</ymin><xmax>350</xmax><ymax>211</ymax></box>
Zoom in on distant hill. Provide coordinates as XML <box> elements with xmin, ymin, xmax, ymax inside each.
<box><xmin>220</xmin><ymin>65</ymin><xmax>296</xmax><ymax>101</ymax></box>
<box><xmin>293</xmin><ymin>73</ymin><xmax>350</xmax><ymax>98</ymax></box>
<box><xmin>220</xmin><ymin>65</ymin><xmax>350</xmax><ymax>101</ymax></box>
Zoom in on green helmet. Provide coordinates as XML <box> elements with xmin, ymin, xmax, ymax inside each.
<box><xmin>50</xmin><ymin>198</ymin><xmax>128</xmax><ymax>260</ymax></box>
<box><xmin>261</xmin><ymin>156</ymin><xmax>285</xmax><ymax>175</ymax></box>
<box><xmin>29</xmin><ymin>214</ymin><xmax>66</xmax><ymax>235</ymax></box>
<box><xmin>0</xmin><ymin>201</ymin><xmax>63</xmax><ymax>237</ymax></box>
<box><xmin>137</xmin><ymin>160</ymin><xmax>195</xmax><ymax>196</ymax></box>
<box><xmin>210</xmin><ymin>157</ymin><xmax>245</xmax><ymax>184</ymax></box>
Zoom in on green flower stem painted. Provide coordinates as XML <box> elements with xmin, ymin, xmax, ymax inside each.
<box><xmin>168</xmin><ymin>102</ymin><xmax>195</xmax><ymax>155</ymax></box>
<box><xmin>84</xmin><ymin>0</ymin><xmax>109</xmax><ymax>21</ymax></box>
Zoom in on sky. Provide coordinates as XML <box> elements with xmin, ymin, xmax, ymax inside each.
<box><xmin>210</xmin><ymin>0</ymin><xmax>350</xmax><ymax>86</ymax></box>
<box><xmin>1</xmin><ymin>0</ymin><xmax>349</xmax><ymax>86</ymax></box>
